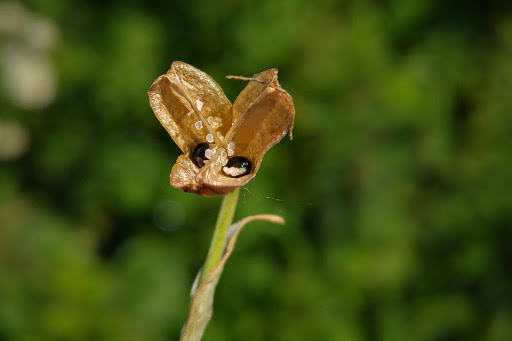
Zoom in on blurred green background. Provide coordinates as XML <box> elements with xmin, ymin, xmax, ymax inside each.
<box><xmin>1</xmin><ymin>0</ymin><xmax>512</xmax><ymax>340</ymax></box>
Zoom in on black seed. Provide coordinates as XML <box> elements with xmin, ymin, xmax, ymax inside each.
<box><xmin>191</xmin><ymin>143</ymin><xmax>209</xmax><ymax>168</ymax></box>
<box><xmin>225</xmin><ymin>156</ymin><xmax>252</xmax><ymax>178</ymax></box>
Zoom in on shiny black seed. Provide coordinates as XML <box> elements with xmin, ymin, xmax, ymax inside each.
<box><xmin>191</xmin><ymin>143</ymin><xmax>210</xmax><ymax>168</ymax></box>
<box><xmin>224</xmin><ymin>156</ymin><xmax>252</xmax><ymax>178</ymax></box>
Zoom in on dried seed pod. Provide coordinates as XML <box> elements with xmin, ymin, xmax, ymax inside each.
<box><xmin>148</xmin><ymin>61</ymin><xmax>295</xmax><ymax>196</ymax></box>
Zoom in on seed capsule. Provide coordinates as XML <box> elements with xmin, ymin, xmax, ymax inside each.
<box><xmin>148</xmin><ymin>61</ymin><xmax>295</xmax><ymax>196</ymax></box>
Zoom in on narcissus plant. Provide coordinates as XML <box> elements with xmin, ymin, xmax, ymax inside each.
<box><xmin>148</xmin><ymin>62</ymin><xmax>295</xmax><ymax>341</ymax></box>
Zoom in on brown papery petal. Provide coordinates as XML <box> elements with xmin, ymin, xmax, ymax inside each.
<box><xmin>148</xmin><ymin>62</ymin><xmax>232</xmax><ymax>153</ymax></box>
<box><xmin>225</xmin><ymin>86</ymin><xmax>295</xmax><ymax>172</ymax></box>
<box><xmin>231</xmin><ymin>68</ymin><xmax>279</xmax><ymax>121</ymax></box>
<box><xmin>170</xmin><ymin>155</ymin><xmax>201</xmax><ymax>194</ymax></box>
<box><xmin>197</xmin><ymin>148</ymin><xmax>254</xmax><ymax>196</ymax></box>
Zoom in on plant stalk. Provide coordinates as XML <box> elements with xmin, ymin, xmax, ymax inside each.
<box><xmin>200</xmin><ymin>187</ymin><xmax>240</xmax><ymax>283</ymax></box>
<box><xmin>180</xmin><ymin>188</ymin><xmax>240</xmax><ymax>341</ymax></box>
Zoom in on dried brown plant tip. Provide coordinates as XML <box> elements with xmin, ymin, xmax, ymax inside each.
<box><xmin>148</xmin><ymin>61</ymin><xmax>295</xmax><ymax>196</ymax></box>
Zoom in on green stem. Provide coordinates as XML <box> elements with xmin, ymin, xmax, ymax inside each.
<box><xmin>200</xmin><ymin>188</ymin><xmax>240</xmax><ymax>283</ymax></box>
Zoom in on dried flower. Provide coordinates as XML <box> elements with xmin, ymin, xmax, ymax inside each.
<box><xmin>148</xmin><ymin>61</ymin><xmax>295</xmax><ymax>196</ymax></box>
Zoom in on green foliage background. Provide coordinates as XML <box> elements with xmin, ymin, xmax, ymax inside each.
<box><xmin>1</xmin><ymin>0</ymin><xmax>512</xmax><ymax>340</ymax></box>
